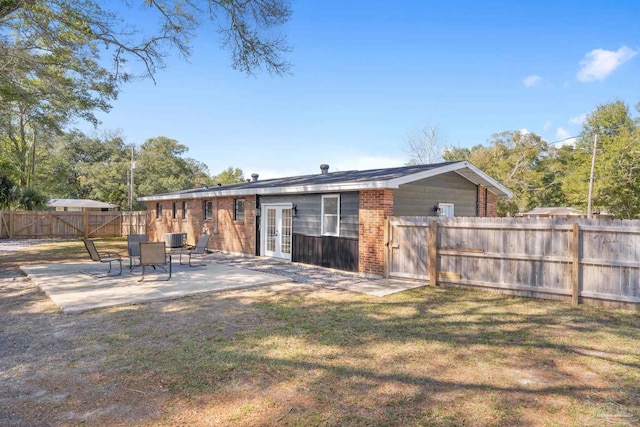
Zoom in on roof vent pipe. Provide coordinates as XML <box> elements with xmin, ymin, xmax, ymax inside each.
<box><xmin>251</xmin><ymin>173</ymin><xmax>259</xmax><ymax>182</ymax></box>
<box><xmin>320</xmin><ymin>164</ymin><xmax>329</xmax><ymax>174</ymax></box>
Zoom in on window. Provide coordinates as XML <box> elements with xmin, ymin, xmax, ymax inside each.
<box><xmin>321</xmin><ymin>195</ymin><xmax>340</xmax><ymax>236</ymax></box>
<box><xmin>204</xmin><ymin>200</ymin><xmax>212</xmax><ymax>220</ymax></box>
<box><xmin>182</xmin><ymin>201</ymin><xmax>187</xmax><ymax>219</ymax></box>
<box><xmin>234</xmin><ymin>199</ymin><xmax>245</xmax><ymax>221</ymax></box>
<box><xmin>438</xmin><ymin>203</ymin><xmax>454</xmax><ymax>217</ymax></box>
<box><xmin>156</xmin><ymin>203</ymin><xmax>162</xmax><ymax>219</ymax></box>
<box><xmin>172</xmin><ymin>202</ymin><xmax>178</xmax><ymax>219</ymax></box>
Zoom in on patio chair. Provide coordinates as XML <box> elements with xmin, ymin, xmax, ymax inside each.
<box><xmin>139</xmin><ymin>242</ymin><xmax>171</xmax><ymax>282</ymax></box>
<box><xmin>82</xmin><ymin>238</ymin><xmax>122</xmax><ymax>276</ymax></box>
<box><xmin>179</xmin><ymin>234</ymin><xmax>211</xmax><ymax>267</ymax></box>
<box><xmin>127</xmin><ymin>234</ymin><xmax>148</xmax><ymax>270</ymax></box>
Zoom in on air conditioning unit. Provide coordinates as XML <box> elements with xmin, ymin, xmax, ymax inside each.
<box><xmin>164</xmin><ymin>233</ymin><xmax>186</xmax><ymax>248</ymax></box>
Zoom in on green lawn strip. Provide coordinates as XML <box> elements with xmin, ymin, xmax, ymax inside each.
<box><xmin>81</xmin><ymin>286</ymin><xmax>640</xmax><ymax>426</ymax></box>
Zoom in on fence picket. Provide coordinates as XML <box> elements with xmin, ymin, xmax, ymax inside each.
<box><xmin>389</xmin><ymin>216</ymin><xmax>640</xmax><ymax>309</ymax></box>
<box><xmin>0</xmin><ymin>211</ymin><xmax>146</xmax><ymax>239</ymax></box>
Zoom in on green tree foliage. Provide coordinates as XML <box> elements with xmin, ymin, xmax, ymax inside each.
<box><xmin>439</xmin><ymin>101</ymin><xmax>640</xmax><ymax>219</ymax></box>
<box><xmin>0</xmin><ymin>174</ymin><xmax>19</xmax><ymax>209</ymax></box>
<box><xmin>568</xmin><ymin>101</ymin><xmax>640</xmax><ymax>218</ymax></box>
<box><xmin>135</xmin><ymin>136</ymin><xmax>211</xmax><ymax>198</ymax></box>
<box><xmin>1</xmin><ymin>1</ymin><xmax>291</xmax><ymax>192</ymax></box>
<box><xmin>17</xmin><ymin>187</ymin><xmax>47</xmax><ymax>210</ymax></box>
<box><xmin>443</xmin><ymin>131</ymin><xmax>561</xmax><ymax>216</ymax></box>
<box><xmin>0</xmin><ymin>173</ymin><xmax>47</xmax><ymax>210</ymax></box>
<box><xmin>0</xmin><ymin>0</ymin><xmax>118</xmax><ymax>186</ymax></box>
<box><xmin>212</xmin><ymin>166</ymin><xmax>245</xmax><ymax>185</ymax></box>
<box><xmin>1</xmin><ymin>0</ymin><xmax>292</xmax><ymax>88</ymax></box>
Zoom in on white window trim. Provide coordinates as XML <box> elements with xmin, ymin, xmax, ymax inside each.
<box><xmin>321</xmin><ymin>194</ymin><xmax>340</xmax><ymax>236</ymax></box>
<box><xmin>438</xmin><ymin>202</ymin><xmax>455</xmax><ymax>217</ymax></box>
<box><xmin>204</xmin><ymin>200</ymin><xmax>213</xmax><ymax>220</ymax></box>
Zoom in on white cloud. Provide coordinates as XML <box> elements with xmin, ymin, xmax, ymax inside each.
<box><xmin>569</xmin><ymin>114</ymin><xmax>587</xmax><ymax>125</ymax></box>
<box><xmin>577</xmin><ymin>46</ymin><xmax>637</xmax><ymax>82</ymax></box>
<box><xmin>543</xmin><ymin>121</ymin><xmax>552</xmax><ymax>131</ymax></box>
<box><xmin>523</xmin><ymin>75</ymin><xmax>542</xmax><ymax>87</ymax></box>
<box><xmin>555</xmin><ymin>127</ymin><xmax>576</xmax><ymax>147</ymax></box>
<box><xmin>519</xmin><ymin>128</ymin><xmax>530</xmax><ymax>136</ymax></box>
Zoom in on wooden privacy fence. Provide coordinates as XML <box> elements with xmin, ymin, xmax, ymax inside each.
<box><xmin>0</xmin><ymin>211</ymin><xmax>146</xmax><ymax>239</ymax></box>
<box><xmin>387</xmin><ymin>216</ymin><xmax>640</xmax><ymax>309</ymax></box>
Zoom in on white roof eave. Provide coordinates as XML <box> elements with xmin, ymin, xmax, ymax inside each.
<box><xmin>137</xmin><ymin>181</ymin><xmax>394</xmax><ymax>202</ymax></box>
<box><xmin>387</xmin><ymin>161</ymin><xmax>513</xmax><ymax>199</ymax></box>
<box><xmin>137</xmin><ymin>161</ymin><xmax>513</xmax><ymax>202</ymax></box>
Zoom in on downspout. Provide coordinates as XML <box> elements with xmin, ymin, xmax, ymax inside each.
<box><xmin>213</xmin><ymin>197</ymin><xmax>219</xmax><ymax>234</ymax></box>
<box><xmin>255</xmin><ymin>196</ymin><xmax>261</xmax><ymax>256</ymax></box>
<box><xmin>484</xmin><ymin>187</ymin><xmax>488</xmax><ymax>217</ymax></box>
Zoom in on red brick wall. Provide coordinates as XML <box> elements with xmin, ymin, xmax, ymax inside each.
<box><xmin>477</xmin><ymin>186</ymin><xmax>499</xmax><ymax>217</ymax></box>
<box><xmin>145</xmin><ymin>195</ymin><xmax>256</xmax><ymax>255</ymax></box>
<box><xmin>486</xmin><ymin>191</ymin><xmax>498</xmax><ymax>217</ymax></box>
<box><xmin>358</xmin><ymin>189</ymin><xmax>394</xmax><ymax>276</ymax></box>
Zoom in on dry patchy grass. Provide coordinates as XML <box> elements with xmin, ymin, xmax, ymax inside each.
<box><xmin>1</xmin><ymin>240</ymin><xmax>639</xmax><ymax>426</ymax></box>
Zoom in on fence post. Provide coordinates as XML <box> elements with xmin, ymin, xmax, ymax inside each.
<box><xmin>9</xmin><ymin>210</ymin><xmax>14</xmax><ymax>238</ymax></box>
<box><xmin>383</xmin><ymin>217</ymin><xmax>390</xmax><ymax>278</ymax></box>
<box><xmin>571</xmin><ymin>222</ymin><xmax>581</xmax><ymax>305</ymax></box>
<box><xmin>47</xmin><ymin>211</ymin><xmax>53</xmax><ymax>237</ymax></box>
<box><xmin>83</xmin><ymin>210</ymin><xmax>89</xmax><ymax>238</ymax></box>
<box><xmin>428</xmin><ymin>219</ymin><xmax>438</xmax><ymax>286</ymax></box>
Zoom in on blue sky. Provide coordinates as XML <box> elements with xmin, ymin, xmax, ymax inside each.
<box><xmin>81</xmin><ymin>0</ymin><xmax>640</xmax><ymax>179</ymax></box>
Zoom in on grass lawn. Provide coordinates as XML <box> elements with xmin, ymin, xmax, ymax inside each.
<box><xmin>1</xmin><ymin>239</ymin><xmax>639</xmax><ymax>426</ymax></box>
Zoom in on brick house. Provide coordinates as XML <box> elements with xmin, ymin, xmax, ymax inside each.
<box><xmin>138</xmin><ymin>161</ymin><xmax>511</xmax><ymax>277</ymax></box>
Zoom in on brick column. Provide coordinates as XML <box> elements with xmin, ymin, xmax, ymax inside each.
<box><xmin>477</xmin><ymin>186</ymin><xmax>499</xmax><ymax>217</ymax></box>
<box><xmin>486</xmin><ymin>191</ymin><xmax>498</xmax><ymax>217</ymax></box>
<box><xmin>358</xmin><ymin>189</ymin><xmax>394</xmax><ymax>276</ymax></box>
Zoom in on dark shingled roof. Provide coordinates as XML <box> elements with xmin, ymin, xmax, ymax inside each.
<box><xmin>139</xmin><ymin>161</ymin><xmax>513</xmax><ymax>201</ymax></box>
<box><xmin>151</xmin><ymin>162</ymin><xmax>457</xmax><ymax>198</ymax></box>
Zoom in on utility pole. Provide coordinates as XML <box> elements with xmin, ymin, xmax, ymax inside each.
<box><xmin>587</xmin><ymin>133</ymin><xmax>598</xmax><ymax>219</ymax></box>
<box><xmin>129</xmin><ymin>146</ymin><xmax>136</xmax><ymax>210</ymax></box>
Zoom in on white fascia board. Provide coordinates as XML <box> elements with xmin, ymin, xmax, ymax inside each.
<box><xmin>137</xmin><ymin>181</ymin><xmax>393</xmax><ymax>202</ymax></box>
<box><xmin>462</xmin><ymin>162</ymin><xmax>513</xmax><ymax>198</ymax></box>
<box><xmin>385</xmin><ymin>161</ymin><xmax>469</xmax><ymax>187</ymax></box>
<box><xmin>386</xmin><ymin>161</ymin><xmax>513</xmax><ymax>198</ymax></box>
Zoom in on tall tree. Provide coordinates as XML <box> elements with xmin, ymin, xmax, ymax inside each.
<box><xmin>1</xmin><ymin>1</ymin><xmax>292</xmax><ymax>88</ymax></box>
<box><xmin>0</xmin><ymin>2</ymin><xmax>117</xmax><ymax>186</ymax></box>
<box><xmin>405</xmin><ymin>125</ymin><xmax>445</xmax><ymax>165</ymax></box>
<box><xmin>443</xmin><ymin>131</ymin><xmax>557</xmax><ymax>216</ymax></box>
<box><xmin>135</xmin><ymin>136</ymin><xmax>210</xmax><ymax>198</ymax></box>
<box><xmin>212</xmin><ymin>166</ymin><xmax>245</xmax><ymax>185</ymax></box>
<box><xmin>567</xmin><ymin>101</ymin><xmax>640</xmax><ymax>218</ymax></box>
<box><xmin>1</xmin><ymin>1</ymin><xmax>291</xmax><ymax>188</ymax></box>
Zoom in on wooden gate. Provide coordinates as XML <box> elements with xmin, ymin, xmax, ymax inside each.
<box><xmin>0</xmin><ymin>211</ymin><xmax>146</xmax><ymax>238</ymax></box>
<box><xmin>387</xmin><ymin>217</ymin><xmax>431</xmax><ymax>281</ymax></box>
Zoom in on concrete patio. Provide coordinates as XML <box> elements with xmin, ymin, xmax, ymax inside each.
<box><xmin>20</xmin><ymin>253</ymin><xmax>429</xmax><ymax>315</ymax></box>
<box><xmin>21</xmin><ymin>260</ymin><xmax>290</xmax><ymax>314</ymax></box>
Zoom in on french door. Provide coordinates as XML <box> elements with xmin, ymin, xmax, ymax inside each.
<box><xmin>261</xmin><ymin>204</ymin><xmax>292</xmax><ymax>260</ymax></box>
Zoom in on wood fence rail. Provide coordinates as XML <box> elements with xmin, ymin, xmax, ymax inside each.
<box><xmin>386</xmin><ymin>216</ymin><xmax>640</xmax><ymax>309</ymax></box>
<box><xmin>0</xmin><ymin>211</ymin><xmax>146</xmax><ymax>239</ymax></box>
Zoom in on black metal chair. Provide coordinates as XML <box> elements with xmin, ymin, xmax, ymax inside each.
<box><xmin>139</xmin><ymin>242</ymin><xmax>172</xmax><ymax>282</ymax></box>
<box><xmin>127</xmin><ymin>234</ymin><xmax>148</xmax><ymax>270</ymax></box>
<box><xmin>179</xmin><ymin>234</ymin><xmax>211</xmax><ymax>267</ymax></box>
<box><xmin>82</xmin><ymin>238</ymin><xmax>122</xmax><ymax>276</ymax></box>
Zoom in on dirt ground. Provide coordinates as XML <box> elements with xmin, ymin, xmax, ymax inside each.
<box><xmin>0</xmin><ymin>266</ymin><xmax>295</xmax><ymax>426</ymax></box>
<box><xmin>1</xmin><ymin>240</ymin><xmax>639</xmax><ymax>426</ymax></box>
